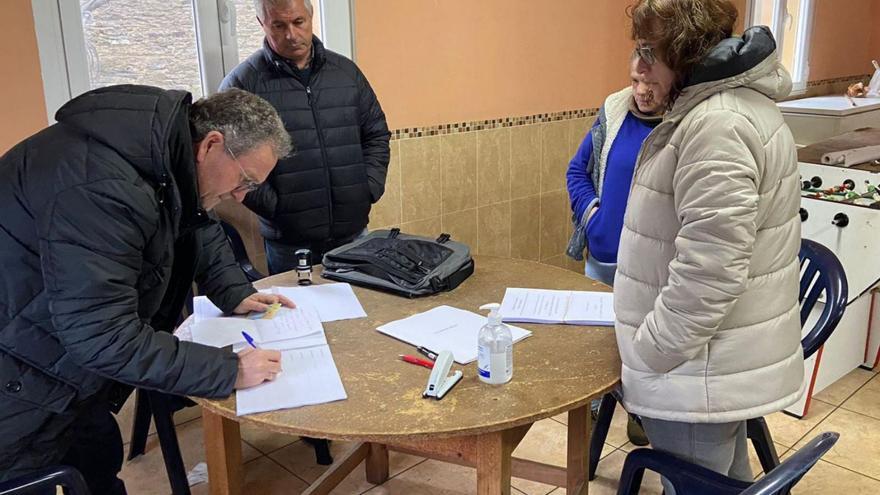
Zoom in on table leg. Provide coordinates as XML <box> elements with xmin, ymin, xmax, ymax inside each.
<box><xmin>476</xmin><ymin>430</ymin><xmax>514</xmax><ymax>495</ymax></box>
<box><xmin>202</xmin><ymin>409</ymin><xmax>243</xmax><ymax>495</ymax></box>
<box><xmin>567</xmin><ymin>404</ymin><xmax>591</xmax><ymax>495</ymax></box>
<box><xmin>366</xmin><ymin>443</ymin><xmax>390</xmax><ymax>484</ymax></box>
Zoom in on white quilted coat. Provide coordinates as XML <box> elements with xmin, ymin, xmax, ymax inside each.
<box><xmin>614</xmin><ymin>38</ymin><xmax>804</xmax><ymax>423</ymax></box>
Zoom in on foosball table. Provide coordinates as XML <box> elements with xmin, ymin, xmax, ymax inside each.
<box><xmin>789</xmin><ymin>127</ymin><xmax>880</xmax><ymax>417</ymax></box>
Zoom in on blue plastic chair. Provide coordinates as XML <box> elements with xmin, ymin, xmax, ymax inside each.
<box><xmin>589</xmin><ymin>239</ymin><xmax>848</xmax><ymax>480</ymax></box>
<box><xmin>616</xmin><ymin>432</ymin><xmax>838</xmax><ymax>495</ymax></box>
<box><xmin>0</xmin><ymin>466</ymin><xmax>91</xmax><ymax>495</ymax></box>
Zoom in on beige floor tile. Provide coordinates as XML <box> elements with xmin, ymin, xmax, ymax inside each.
<box><xmin>114</xmin><ymin>394</ymin><xmax>202</xmax><ymax>444</ymax></box>
<box><xmin>240</xmin><ymin>423</ymin><xmax>299</xmax><ymax>455</ymax></box>
<box><xmin>190</xmin><ymin>457</ymin><xmax>309</xmax><ymax>495</ymax></box>
<box><xmin>121</xmin><ymin>419</ymin><xmax>260</xmax><ymax>494</ymax></box>
<box><xmin>548</xmin><ymin>449</ymin><xmax>664</xmax><ymax>495</ymax></box>
<box><xmin>554</xmin><ymin>405</ymin><xmax>634</xmax><ymax>449</ymax></box>
<box><xmin>749</xmin><ymin>443</ymin><xmax>790</xmax><ymax>479</ymax></box>
<box><xmin>841</xmin><ymin>372</ymin><xmax>880</xmax><ymax>420</ymax></box>
<box><xmin>509</xmin><ymin>419</ymin><xmax>617</xmax><ymax>495</ymax></box>
<box><xmin>793</xmin><ymin>408</ymin><xmax>880</xmax><ymax>479</ymax></box>
<box><xmin>512</xmin><ymin>442</ymin><xmax>616</xmax><ymax>495</ymax></box>
<box><xmin>814</xmin><ymin>367</ymin><xmax>876</xmax><ymax>405</ymax></box>
<box><xmin>764</xmin><ymin>399</ymin><xmax>835</xmax><ymax>448</ymax></box>
<box><xmin>270</xmin><ymin>440</ymin><xmax>424</xmax><ymax>493</ymax></box>
<box><xmin>362</xmin><ymin>459</ymin><xmax>476</xmax><ymax>494</ymax></box>
<box><xmin>784</xmin><ymin>458</ymin><xmax>880</xmax><ymax>494</ymax></box>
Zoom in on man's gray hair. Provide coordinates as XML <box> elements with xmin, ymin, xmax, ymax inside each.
<box><xmin>190</xmin><ymin>88</ymin><xmax>292</xmax><ymax>159</ymax></box>
<box><xmin>254</xmin><ymin>0</ymin><xmax>313</xmax><ymax>21</ymax></box>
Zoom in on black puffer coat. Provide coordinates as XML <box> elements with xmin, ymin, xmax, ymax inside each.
<box><xmin>220</xmin><ymin>37</ymin><xmax>390</xmax><ymax>244</ymax></box>
<box><xmin>0</xmin><ymin>85</ymin><xmax>253</xmax><ymax>418</ymax></box>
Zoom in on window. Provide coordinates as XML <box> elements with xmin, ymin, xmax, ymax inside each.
<box><xmin>31</xmin><ymin>0</ymin><xmax>353</xmax><ymax>123</ymax></box>
<box><xmin>80</xmin><ymin>0</ymin><xmax>204</xmax><ymax>98</ymax></box>
<box><xmin>229</xmin><ymin>0</ymin><xmax>323</xmax><ymax>64</ymax></box>
<box><xmin>748</xmin><ymin>0</ymin><xmax>814</xmax><ymax>93</ymax></box>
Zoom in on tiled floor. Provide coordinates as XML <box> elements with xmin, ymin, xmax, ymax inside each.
<box><xmin>117</xmin><ymin>367</ymin><xmax>880</xmax><ymax>494</ymax></box>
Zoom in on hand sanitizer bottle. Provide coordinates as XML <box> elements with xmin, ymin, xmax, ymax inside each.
<box><xmin>477</xmin><ymin>303</ymin><xmax>513</xmax><ymax>385</ymax></box>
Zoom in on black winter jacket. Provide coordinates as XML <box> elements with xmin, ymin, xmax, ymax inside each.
<box><xmin>220</xmin><ymin>37</ymin><xmax>391</xmax><ymax>244</ymax></box>
<box><xmin>0</xmin><ymin>85</ymin><xmax>254</xmax><ymax>417</ymax></box>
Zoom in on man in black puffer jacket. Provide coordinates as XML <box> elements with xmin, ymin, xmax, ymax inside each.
<box><xmin>220</xmin><ymin>0</ymin><xmax>391</xmax><ymax>273</ymax></box>
<box><xmin>0</xmin><ymin>85</ymin><xmax>292</xmax><ymax>493</ymax></box>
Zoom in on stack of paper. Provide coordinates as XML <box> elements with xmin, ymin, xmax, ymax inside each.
<box><xmin>190</xmin><ymin>305</ymin><xmax>324</xmax><ymax>349</ymax></box>
<box><xmin>235</xmin><ymin>342</ymin><xmax>348</xmax><ymax>416</ymax></box>
<box><xmin>186</xmin><ymin>297</ymin><xmax>349</xmax><ymax>416</ymax></box>
<box><xmin>499</xmin><ymin>288</ymin><xmax>615</xmax><ymax>326</ymax></box>
<box><xmin>376</xmin><ymin>305</ymin><xmax>532</xmax><ymax>364</ymax></box>
<box><xmin>192</xmin><ymin>282</ymin><xmax>367</xmax><ymax>324</ymax></box>
<box><xmin>273</xmin><ymin>283</ymin><xmax>367</xmax><ymax>322</ymax></box>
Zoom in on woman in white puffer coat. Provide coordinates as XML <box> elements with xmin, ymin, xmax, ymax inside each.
<box><xmin>614</xmin><ymin>0</ymin><xmax>803</xmax><ymax>491</ymax></box>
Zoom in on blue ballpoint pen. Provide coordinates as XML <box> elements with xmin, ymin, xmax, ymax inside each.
<box><xmin>241</xmin><ymin>331</ymin><xmax>259</xmax><ymax>349</ymax></box>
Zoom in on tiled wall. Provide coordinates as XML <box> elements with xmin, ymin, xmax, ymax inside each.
<box><xmin>217</xmin><ymin>116</ymin><xmax>596</xmax><ymax>276</ymax></box>
<box><xmin>218</xmin><ymin>74</ymin><xmax>872</xmax><ymax>278</ymax></box>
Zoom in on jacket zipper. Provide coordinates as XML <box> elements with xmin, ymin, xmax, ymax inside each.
<box><xmin>305</xmin><ymin>85</ymin><xmax>334</xmax><ymax>239</ymax></box>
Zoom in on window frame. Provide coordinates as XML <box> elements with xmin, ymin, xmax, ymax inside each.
<box><xmin>31</xmin><ymin>0</ymin><xmax>355</xmax><ymax>123</ymax></box>
<box><xmin>745</xmin><ymin>0</ymin><xmax>814</xmax><ymax>95</ymax></box>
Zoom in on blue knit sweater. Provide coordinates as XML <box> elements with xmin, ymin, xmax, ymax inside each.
<box><xmin>567</xmin><ymin>112</ymin><xmax>657</xmax><ymax>267</ymax></box>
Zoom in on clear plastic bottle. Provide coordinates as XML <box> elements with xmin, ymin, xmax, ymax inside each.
<box><xmin>477</xmin><ymin>303</ymin><xmax>513</xmax><ymax>385</ymax></box>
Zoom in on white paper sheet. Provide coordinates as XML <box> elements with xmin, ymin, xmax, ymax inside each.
<box><xmin>192</xmin><ymin>288</ymin><xmax>275</xmax><ymax>323</ymax></box>
<box><xmin>190</xmin><ymin>305</ymin><xmax>324</xmax><ymax>349</ymax></box>
<box><xmin>273</xmin><ymin>283</ymin><xmax>367</xmax><ymax>322</ymax></box>
<box><xmin>376</xmin><ymin>305</ymin><xmax>531</xmax><ymax>364</ymax></box>
<box><xmin>236</xmin><ymin>345</ymin><xmax>347</xmax><ymax>415</ymax></box>
<box><xmin>499</xmin><ymin>288</ymin><xmax>571</xmax><ymax>323</ymax></box>
<box><xmin>564</xmin><ymin>291</ymin><xmax>615</xmax><ymax>326</ymax></box>
<box><xmin>499</xmin><ymin>288</ymin><xmax>615</xmax><ymax>326</ymax></box>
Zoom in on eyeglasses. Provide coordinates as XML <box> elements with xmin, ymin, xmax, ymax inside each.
<box><xmin>634</xmin><ymin>45</ymin><xmax>657</xmax><ymax>65</ymax></box>
<box><xmin>224</xmin><ymin>145</ymin><xmax>261</xmax><ymax>193</ymax></box>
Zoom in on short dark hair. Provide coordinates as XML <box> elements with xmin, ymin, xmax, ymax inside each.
<box><xmin>629</xmin><ymin>0</ymin><xmax>738</xmax><ymax>79</ymax></box>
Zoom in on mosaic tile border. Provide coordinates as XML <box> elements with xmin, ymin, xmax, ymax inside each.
<box><xmin>390</xmin><ymin>107</ymin><xmax>599</xmax><ymax>140</ymax></box>
<box><xmin>389</xmin><ymin>73</ymin><xmax>870</xmax><ymax>140</ymax></box>
<box><xmin>806</xmin><ymin>74</ymin><xmax>871</xmax><ymax>88</ymax></box>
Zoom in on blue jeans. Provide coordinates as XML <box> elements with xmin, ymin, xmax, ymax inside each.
<box><xmin>264</xmin><ymin>229</ymin><xmax>369</xmax><ymax>275</ymax></box>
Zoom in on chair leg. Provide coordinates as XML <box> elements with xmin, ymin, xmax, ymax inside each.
<box><xmin>149</xmin><ymin>392</ymin><xmax>192</xmax><ymax>495</ymax></box>
<box><xmin>589</xmin><ymin>393</ymin><xmax>618</xmax><ymax>481</ymax></box>
<box><xmin>127</xmin><ymin>389</ymin><xmax>151</xmax><ymax>460</ymax></box>
<box><xmin>302</xmin><ymin>437</ymin><xmax>334</xmax><ymax>465</ymax></box>
<box><xmin>747</xmin><ymin>417</ymin><xmax>780</xmax><ymax>474</ymax></box>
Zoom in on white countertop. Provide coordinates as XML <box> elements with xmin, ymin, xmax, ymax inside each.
<box><xmin>778</xmin><ymin>96</ymin><xmax>880</xmax><ymax>116</ymax></box>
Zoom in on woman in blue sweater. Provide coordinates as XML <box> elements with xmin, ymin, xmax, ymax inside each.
<box><xmin>566</xmin><ymin>53</ymin><xmax>671</xmax><ymax>444</ymax></box>
<box><xmin>567</xmin><ymin>54</ymin><xmax>671</xmax><ymax>285</ymax></box>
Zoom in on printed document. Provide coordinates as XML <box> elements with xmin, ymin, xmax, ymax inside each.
<box><xmin>500</xmin><ymin>288</ymin><xmax>615</xmax><ymax>326</ymax></box>
<box><xmin>376</xmin><ymin>305</ymin><xmax>531</xmax><ymax>364</ymax></box>
<box><xmin>273</xmin><ymin>283</ymin><xmax>367</xmax><ymax>322</ymax></box>
<box><xmin>190</xmin><ymin>305</ymin><xmax>323</xmax><ymax>349</ymax></box>
<box><xmin>236</xmin><ymin>345</ymin><xmax>348</xmax><ymax>415</ymax></box>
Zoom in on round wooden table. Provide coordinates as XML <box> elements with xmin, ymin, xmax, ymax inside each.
<box><xmin>195</xmin><ymin>256</ymin><xmax>621</xmax><ymax>495</ymax></box>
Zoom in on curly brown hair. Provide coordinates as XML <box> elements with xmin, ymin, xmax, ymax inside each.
<box><xmin>629</xmin><ymin>0</ymin><xmax>738</xmax><ymax>80</ymax></box>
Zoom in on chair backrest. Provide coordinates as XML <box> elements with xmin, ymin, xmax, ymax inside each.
<box><xmin>220</xmin><ymin>220</ymin><xmax>265</xmax><ymax>282</ymax></box>
<box><xmin>798</xmin><ymin>239</ymin><xmax>848</xmax><ymax>359</ymax></box>
<box><xmin>0</xmin><ymin>465</ymin><xmax>91</xmax><ymax>495</ymax></box>
<box><xmin>739</xmin><ymin>432</ymin><xmax>838</xmax><ymax>495</ymax></box>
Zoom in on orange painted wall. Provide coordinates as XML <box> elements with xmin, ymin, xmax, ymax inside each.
<box><xmin>0</xmin><ymin>0</ymin><xmax>48</xmax><ymax>154</ymax></box>
<box><xmin>808</xmin><ymin>0</ymin><xmax>880</xmax><ymax>81</ymax></box>
<box><xmin>355</xmin><ymin>0</ymin><xmax>634</xmax><ymax>130</ymax></box>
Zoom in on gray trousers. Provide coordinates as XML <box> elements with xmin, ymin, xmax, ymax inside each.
<box><xmin>639</xmin><ymin>417</ymin><xmax>752</xmax><ymax>494</ymax></box>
